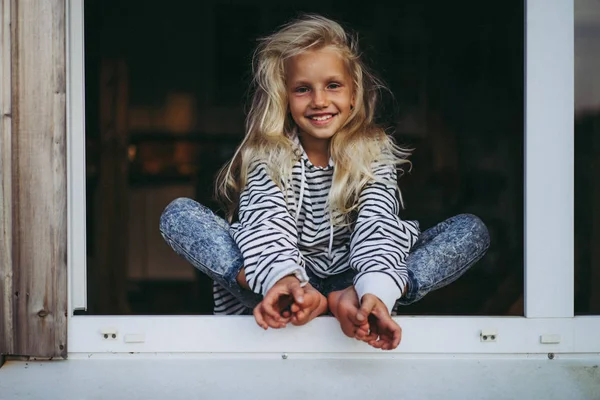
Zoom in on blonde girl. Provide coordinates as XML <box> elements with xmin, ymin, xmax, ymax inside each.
<box><xmin>160</xmin><ymin>14</ymin><xmax>489</xmax><ymax>350</ymax></box>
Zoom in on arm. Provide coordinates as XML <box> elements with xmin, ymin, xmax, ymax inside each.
<box><xmin>349</xmin><ymin>163</ymin><xmax>420</xmax><ymax>314</ymax></box>
<box><xmin>230</xmin><ymin>163</ymin><xmax>309</xmax><ymax>297</ymax></box>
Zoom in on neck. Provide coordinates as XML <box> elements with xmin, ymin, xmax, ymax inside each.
<box><xmin>299</xmin><ymin>138</ymin><xmax>330</xmax><ymax>167</ymax></box>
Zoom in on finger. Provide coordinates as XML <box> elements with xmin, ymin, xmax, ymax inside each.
<box><xmin>356</xmin><ymin>326</ymin><xmax>377</xmax><ymax>342</ymax></box>
<box><xmin>253</xmin><ymin>305</ymin><xmax>268</xmax><ymax>330</ymax></box>
<box><xmin>362</xmin><ymin>332</ymin><xmax>378</xmax><ymax>343</ymax></box>
<box><xmin>266</xmin><ymin>305</ymin><xmax>291</xmax><ymax>328</ymax></box>
<box><xmin>378</xmin><ymin>333</ymin><xmax>393</xmax><ymax>350</ymax></box>
<box><xmin>290</xmin><ymin>302</ymin><xmax>301</xmax><ymax>314</ymax></box>
<box><xmin>372</xmin><ymin>322</ymin><xmax>401</xmax><ymax>350</ymax></box>
<box><xmin>356</xmin><ymin>295</ymin><xmax>377</xmax><ymax>322</ymax></box>
<box><xmin>354</xmin><ymin>323</ymin><xmax>370</xmax><ymax>340</ymax></box>
<box><xmin>382</xmin><ymin>325</ymin><xmax>401</xmax><ymax>350</ymax></box>
<box><xmin>355</xmin><ymin>325</ymin><xmax>369</xmax><ymax>337</ymax></box>
<box><xmin>378</xmin><ymin>316</ymin><xmax>401</xmax><ymax>340</ymax></box>
<box><xmin>261</xmin><ymin>292</ymin><xmax>285</xmax><ymax>322</ymax></box>
<box><xmin>293</xmin><ymin>303</ymin><xmax>316</xmax><ymax>326</ymax></box>
<box><xmin>347</xmin><ymin>310</ymin><xmax>364</xmax><ymax>327</ymax></box>
<box><xmin>391</xmin><ymin>326</ymin><xmax>402</xmax><ymax>349</ymax></box>
<box><xmin>369</xmin><ymin>337</ymin><xmax>386</xmax><ymax>349</ymax></box>
<box><xmin>382</xmin><ymin>333</ymin><xmax>399</xmax><ymax>351</ymax></box>
<box><xmin>256</xmin><ymin>301</ymin><xmax>290</xmax><ymax>329</ymax></box>
<box><xmin>339</xmin><ymin>315</ymin><xmax>358</xmax><ymax>338</ymax></box>
<box><xmin>264</xmin><ymin>313</ymin><xmax>288</xmax><ymax>329</ymax></box>
<box><xmin>293</xmin><ymin>309</ymin><xmax>306</xmax><ymax>324</ymax></box>
<box><xmin>290</xmin><ymin>312</ymin><xmax>304</xmax><ymax>327</ymax></box>
<box><xmin>290</xmin><ymin>282</ymin><xmax>305</xmax><ymax>305</ymax></box>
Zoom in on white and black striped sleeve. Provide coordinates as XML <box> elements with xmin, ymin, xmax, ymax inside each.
<box><xmin>349</xmin><ymin>163</ymin><xmax>420</xmax><ymax>314</ymax></box>
<box><xmin>230</xmin><ymin>163</ymin><xmax>309</xmax><ymax>296</ymax></box>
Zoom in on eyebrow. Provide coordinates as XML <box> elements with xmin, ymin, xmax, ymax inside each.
<box><xmin>289</xmin><ymin>76</ymin><xmax>347</xmax><ymax>86</ymax></box>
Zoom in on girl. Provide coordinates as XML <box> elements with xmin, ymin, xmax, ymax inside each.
<box><xmin>160</xmin><ymin>15</ymin><xmax>490</xmax><ymax>350</ymax></box>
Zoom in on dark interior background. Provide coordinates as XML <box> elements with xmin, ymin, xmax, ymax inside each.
<box><xmin>83</xmin><ymin>0</ymin><xmax>539</xmax><ymax>316</ymax></box>
<box><xmin>574</xmin><ymin>0</ymin><xmax>600</xmax><ymax>316</ymax></box>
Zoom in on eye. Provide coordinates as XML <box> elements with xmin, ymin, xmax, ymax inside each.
<box><xmin>294</xmin><ymin>86</ymin><xmax>309</xmax><ymax>94</ymax></box>
<box><xmin>327</xmin><ymin>82</ymin><xmax>341</xmax><ymax>90</ymax></box>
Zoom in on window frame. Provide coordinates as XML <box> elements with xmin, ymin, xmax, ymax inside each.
<box><xmin>67</xmin><ymin>0</ymin><xmax>600</xmax><ymax>356</ymax></box>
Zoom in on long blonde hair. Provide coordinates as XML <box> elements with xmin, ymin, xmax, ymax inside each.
<box><xmin>216</xmin><ymin>14</ymin><xmax>411</xmax><ymax>222</ymax></box>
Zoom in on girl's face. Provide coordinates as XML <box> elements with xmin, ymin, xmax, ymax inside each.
<box><xmin>285</xmin><ymin>47</ymin><xmax>354</xmax><ymax>152</ymax></box>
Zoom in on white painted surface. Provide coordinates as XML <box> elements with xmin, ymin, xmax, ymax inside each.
<box><xmin>1</xmin><ymin>356</ymin><xmax>599</xmax><ymax>400</ymax></box>
<box><xmin>525</xmin><ymin>0</ymin><xmax>574</xmax><ymax>318</ymax></box>
<box><xmin>67</xmin><ymin>0</ymin><xmax>87</xmax><ymax>311</ymax></box>
<box><xmin>68</xmin><ymin>315</ymin><xmax>600</xmax><ymax>354</ymax></box>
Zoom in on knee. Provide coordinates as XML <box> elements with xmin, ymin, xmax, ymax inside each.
<box><xmin>458</xmin><ymin>213</ymin><xmax>490</xmax><ymax>249</ymax></box>
<box><xmin>164</xmin><ymin>197</ymin><xmax>199</xmax><ymax>213</ymax></box>
<box><xmin>159</xmin><ymin>197</ymin><xmax>200</xmax><ymax>234</ymax></box>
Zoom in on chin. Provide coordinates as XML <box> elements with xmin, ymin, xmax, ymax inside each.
<box><xmin>303</xmin><ymin>131</ymin><xmax>336</xmax><ymax>141</ymax></box>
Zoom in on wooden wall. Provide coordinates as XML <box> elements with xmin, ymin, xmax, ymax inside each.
<box><xmin>0</xmin><ymin>0</ymin><xmax>67</xmax><ymax>359</ymax></box>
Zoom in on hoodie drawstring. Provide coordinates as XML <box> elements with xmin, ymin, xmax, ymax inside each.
<box><xmin>328</xmin><ymin>222</ymin><xmax>334</xmax><ymax>259</ymax></box>
<box><xmin>295</xmin><ymin>161</ymin><xmax>306</xmax><ymax>222</ymax></box>
<box><xmin>296</xmin><ymin>157</ymin><xmax>335</xmax><ymax>259</ymax></box>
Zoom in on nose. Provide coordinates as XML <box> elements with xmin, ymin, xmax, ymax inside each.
<box><xmin>311</xmin><ymin>89</ymin><xmax>328</xmax><ymax>108</ymax></box>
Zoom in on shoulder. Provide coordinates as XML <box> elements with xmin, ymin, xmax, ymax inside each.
<box><xmin>244</xmin><ymin>159</ymin><xmax>296</xmax><ymax>192</ymax></box>
<box><xmin>371</xmin><ymin>161</ymin><xmax>397</xmax><ymax>181</ymax></box>
<box><xmin>247</xmin><ymin>160</ymin><xmax>269</xmax><ymax>178</ymax></box>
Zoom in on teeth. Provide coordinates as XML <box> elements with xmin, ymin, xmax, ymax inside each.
<box><xmin>311</xmin><ymin>115</ymin><xmax>332</xmax><ymax>121</ymax></box>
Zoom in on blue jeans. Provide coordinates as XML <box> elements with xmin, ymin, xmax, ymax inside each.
<box><xmin>159</xmin><ymin>198</ymin><xmax>490</xmax><ymax>312</ymax></box>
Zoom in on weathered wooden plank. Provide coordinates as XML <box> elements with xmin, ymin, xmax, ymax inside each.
<box><xmin>0</xmin><ymin>0</ymin><xmax>15</xmax><ymax>357</ymax></box>
<box><xmin>0</xmin><ymin>0</ymin><xmax>67</xmax><ymax>358</ymax></box>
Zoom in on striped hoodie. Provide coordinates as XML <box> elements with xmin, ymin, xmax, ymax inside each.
<box><xmin>213</xmin><ymin>142</ymin><xmax>420</xmax><ymax>315</ymax></box>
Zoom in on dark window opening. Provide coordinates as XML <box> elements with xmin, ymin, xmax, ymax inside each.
<box><xmin>574</xmin><ymin>0</ymin><xmax>600</xmax><ymax>315</ymax></box>
<box><xmin>84</xmin><ymin>0</ymin><xmax>525</xmax><ymax>316</ymax></box>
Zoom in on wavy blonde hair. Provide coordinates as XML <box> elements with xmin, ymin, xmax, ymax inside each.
<box><xmin>216</xmin><ymin>14</ymin><xmax>411</xmax><ymax>222</ymax></box>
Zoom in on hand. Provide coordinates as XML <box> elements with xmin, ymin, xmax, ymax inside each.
<box><xmin>328</xmin><ymin>286</ymin><xmax>371</xmax><ymax>340</ymax></box>
<box><xmin>253</xmin><ymin>275</ymin><xmax>305</xmax><ymax>330</ymax></box>
<box><xmin>288</xmin><ymin>283</ymin><xmax>328</xmax><ymax>326</ymax></box>
<box><xmin>356</xmin><ymin>294</ymin><xmax>402</xmax><ymax>350</ymax></box>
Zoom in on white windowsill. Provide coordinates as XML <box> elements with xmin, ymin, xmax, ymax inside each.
<box><xmin>68</xmin><ymin>315</ymin><xmax>600</xmax><ymax>354</ymax></box>
<box><xmin>1</xmin><ymin>355</ymin><xmax>599</xmax><ymax>400</ymax></box>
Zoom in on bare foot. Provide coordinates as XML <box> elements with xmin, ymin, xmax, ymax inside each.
<box><xmin>328</xmin><ymin>286</ymin><xmax>371</xmax><ymax>340</ymax></box>
<box><xmin>288</xmin><ymin>283</ymin><xmax>328</xmax><ymax>326</ymax></box>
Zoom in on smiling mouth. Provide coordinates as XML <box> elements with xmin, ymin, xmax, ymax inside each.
<box><xmin>306</xmin><ymin>113</ymin><xmax>337</xmax><ymax>124</ymax></box>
